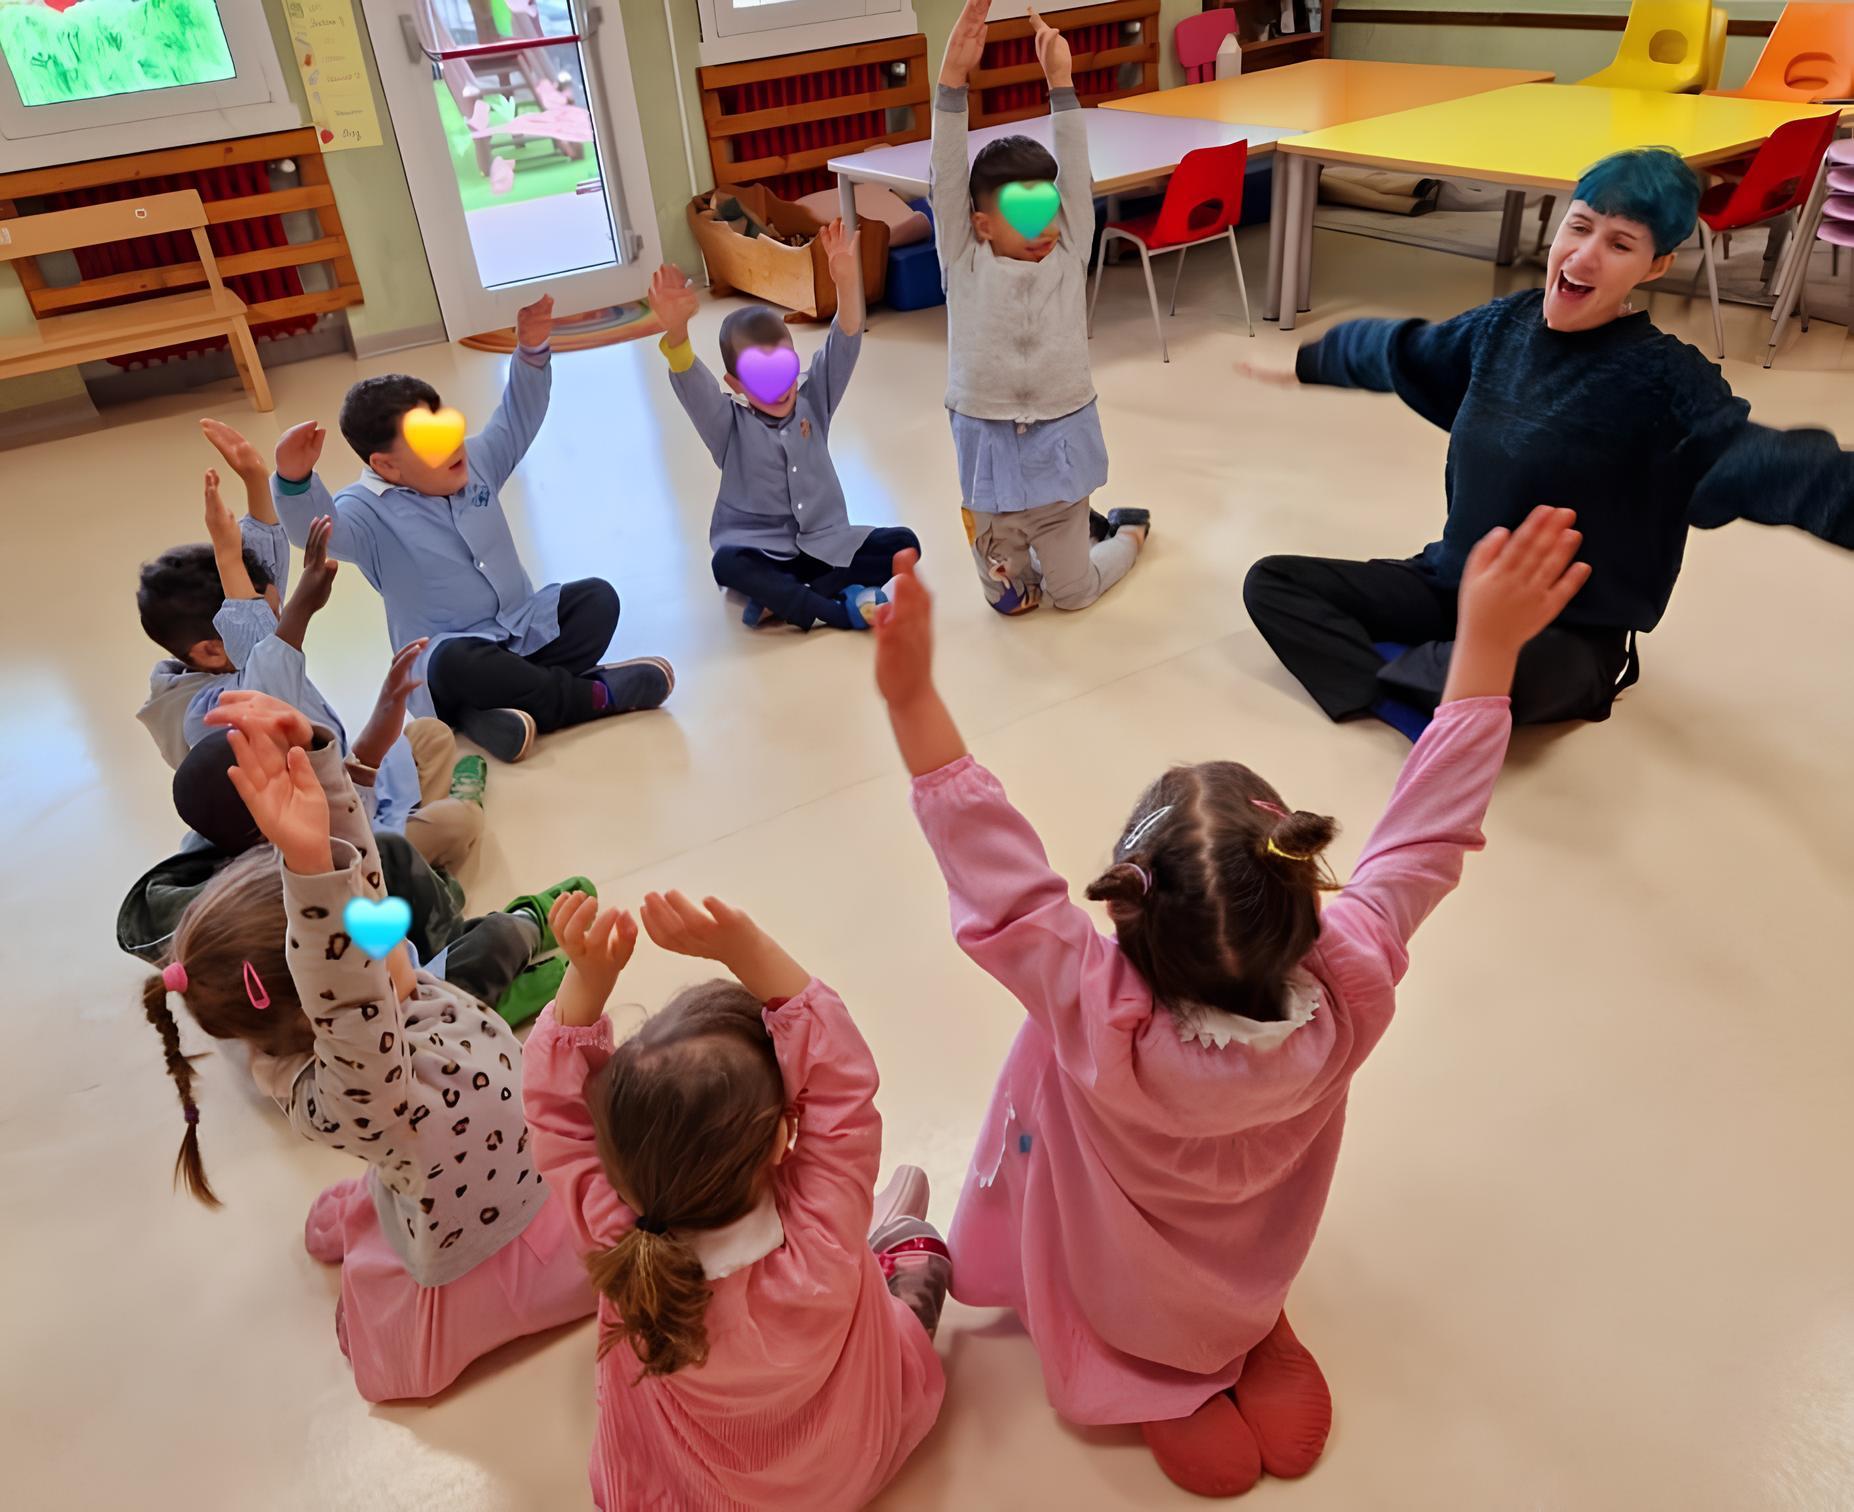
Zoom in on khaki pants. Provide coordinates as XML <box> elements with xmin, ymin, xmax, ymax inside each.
<box><xmin>403</xmin><ymin>717</ymin><xmax>484</xmax><ymax>872</ymax></box>
<box><xmin>962</xmin><ymin>497</ymin><xmax>1138</xmax><ymax>615</ymax></box>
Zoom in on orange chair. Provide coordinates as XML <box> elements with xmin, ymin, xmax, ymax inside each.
<box><xmin>1709</xmin><ymin>2</ymin><xmax>1854</xmax><ymax>102</ymax></box>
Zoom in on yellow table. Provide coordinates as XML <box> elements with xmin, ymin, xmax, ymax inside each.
<box><xmin>1272</xmin><ymin>83</ymin><xmax>1840</xmax><ymax>330</ymax></box>
<box><xmin>1107</xmin><ymin>60</ymin><xmax>1553</xmax><ymax>319</ymax></box>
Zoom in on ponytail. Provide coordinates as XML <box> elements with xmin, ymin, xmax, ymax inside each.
<box><xmin>142</xmin><ymin>975</ymin><xmax>220</xmax><ymax>1209</ymax></box>
<box><xmin>585</xmin><ymin>1225</ymin><xmax>712</xmax><ymax>1377</ymax></box>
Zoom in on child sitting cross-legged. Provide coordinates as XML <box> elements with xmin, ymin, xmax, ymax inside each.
<box><xmin>141</xmin><ymin>690</ymin><xmax>598</xmax><ymax>1401</ymax></box>
<box><xmin>932</xmin><ymin>0</ymin><xmax>1151</xmax><ymax>616</ymax></box>
<box><xmin>522</xmin><ymin>889</ymin><xmax>948</xmax><ymax>1511</ymax></box>
<box><xmin>649</xmin><ymin>223</ymin><xmax>921</xmax><ymax>631</ymax></box>
<box><xmin>272</xmin><ymin>295</ymin><xmax>673</xmax><ymax>764</ymax></box>
<box><xmin>870</xmin><ymin>508</ymin><xmax>1591</xmax><ymax>1496</ymax></box>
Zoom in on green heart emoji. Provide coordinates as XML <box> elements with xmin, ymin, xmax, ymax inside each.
<box><xmin>998</xmin><ymin>180</ymin><xmax>1061</xmax><ymax>241</ymax></box>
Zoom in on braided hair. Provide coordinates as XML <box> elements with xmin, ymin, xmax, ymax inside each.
<box><xmin>141</xmin><ymin>975</ymin><xmax>220</xmax><ymax>1208</ymax></box>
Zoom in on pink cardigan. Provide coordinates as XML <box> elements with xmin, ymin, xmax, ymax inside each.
<box><xmin>911</xmin><ymin>697</ymin><xmax>1512</xmax><ymax>1425</ymax></box>
<box><xmin>521</xmin><ymin>982</ymin><xmax>945</xmax><ymax>1512</ymax></box>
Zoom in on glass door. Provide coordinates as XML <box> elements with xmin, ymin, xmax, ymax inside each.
<box><xmin>361</xmin><ymin>0</ymin><xmax>659</xmax><ymax>337</ymax></box>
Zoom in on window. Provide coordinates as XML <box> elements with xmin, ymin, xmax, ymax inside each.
<box><xmin>0</xmin><ymin>0</ymin><xmax>300</xmax><ymax>169</ymax></box>
<box><xmin>694</xmin><ymin>0</ymin><xmax>920</xmax><ymax>68</ymax></box>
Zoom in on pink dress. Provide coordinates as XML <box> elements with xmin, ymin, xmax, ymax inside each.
<box><xmin>910</xmin><ymin>697</ymin><xmax>1512</xmax><ymax>1426</ymax></box>
<box><xmin>522</xmin><ymin>981</ymin><xmax>947</xmax><ymax>1512</ymax></box>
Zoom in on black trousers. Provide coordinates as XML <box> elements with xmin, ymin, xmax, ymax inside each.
<box><xmin>1243</xmin><ymin>554</ymin><xmax>1638</xmax><ymax>726</ymax></box>
<box><xmin>713</xmin><ymin>527</ymin><xmax>920</xmax><ymax>630</ymax></box>
<box><xmin>426</xmin><ymin>578</ymin><xmax>620</xmax><ymax>732</ymax></box>
<box><xmin>436</xmin><ymin>911</ymin><xmax>534</xmax><ymax>1011</ymax></box>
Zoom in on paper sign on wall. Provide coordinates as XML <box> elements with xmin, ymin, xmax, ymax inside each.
<box><xmin>286</xmin><ymin>0</ymin><xmax>384</xmax><ymax>152</ymax></box>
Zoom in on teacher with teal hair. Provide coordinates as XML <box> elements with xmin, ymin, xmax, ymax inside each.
<box><xmin>1241</xmin><ymin>147</ymin><xmax>1854</xmax><ymax>740</ymax></box>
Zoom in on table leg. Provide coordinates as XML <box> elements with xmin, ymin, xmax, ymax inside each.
<box><xmin>1300</xmin><ymin>156</ymin><xmax>1319</xmax><ymax>321</ymax></box>
<box><xmin>1266</xmin><ymin>153</ymin><xmax>1287</xmax><ymax>322</ymax></box>
<box><xmin>1495</xmin><ymin>189</ymin><xmax>1524</xmax><ymax>267</ymax></box>
<box><xmin>837</xmin><ymin>173</ymin><xmax>866</xmax><ymax>320</ymax></box>
<box><xmin>1280</xmin><ymin>156</ymin><xmax>1306</xmax><ymax>334</ymax></box>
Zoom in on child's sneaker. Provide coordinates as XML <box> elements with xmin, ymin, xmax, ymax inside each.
<box><xmin>1105</xmin><ymin>507</ymin><xmax>1151</xmax><ymax>539</ymax></box>
<box><xmin>460</xmin><ymin>707</ymin><xmax>536</xmax><ymax>764</ymax></box>
<box><xmin>869</xmin><ymin>1215</ymin><xmax>952</xmax><ymax>1339</ymax></box>
<box><xmin>839</xmin><ymin>584</ymin><xmax>888</xmax><ymax>630</ymax></box>
<box><xmin>868</xmin><ymin>1165</ymin><xmax>931</xmax><ymax>1236</ymax></box>
<box><xmin>494</xmin><ymin>954</ymin><xmax>567</xmax><ymax>1029</ymax></box>
<box><xmin>503</xmin><ymin>876</ymin><xmax>597</xmax><ymax>952</ymax></box>
<box><xmin>448</xmin><ymin>754</ymin><xmax>488</xmax><ymax>806</ymax></box>
<box><xmin>742</xmin><ymin>599</ymin><xmax>775</xmax><ymax>628</ymax></box>
<box><xmin>1088</xmin><ymin>508</ymin><xmax>1113</xmax><ymax>543</ymax></box>
<box><xmin>590</xmin><ymin>657</ymin><xmax>675</xmax><ymax>715</ymax></box>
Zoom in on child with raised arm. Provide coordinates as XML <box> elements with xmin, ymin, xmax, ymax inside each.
<box><xmin>932</xmin><ymin>0</ymin><xmax>1150</xmax><ymax>616</ymax></box>
<box><xmin>649</xmin><ymin>221</ymin><xmax>921</xmax><ymax>631</ymax></box>
<box><xmin>271</xmin><ymin>295</ymin><xmax>673</xmax><ymax>764</ymax></box>
<box><xmin>522</xmin><ymin>889</ymin><xmax>948</xmax><ymax>1511</ymax></box>
<box><xmin>871</xmin><ymin>510</ymin><xmax>1589</xmax><ymax>1496</ymax></box>
<box><xmin>141</xmin><ymin>691</ymin><xmax>597</xmax><ymax>1401</ymax></box>
<box><xmin>1241</xmin><ymin>148</ymin><xmax>1854</xmax><ymax>739</ymax></box>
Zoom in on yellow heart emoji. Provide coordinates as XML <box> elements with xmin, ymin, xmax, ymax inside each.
<box><xmin>402</xmin><ymin>406</ymin><xmax>467</xmax><ymax>466</ymax></box>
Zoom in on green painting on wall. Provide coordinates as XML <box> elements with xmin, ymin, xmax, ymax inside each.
<box><xmin>0</xmin><ymin>0</ymin><xmax>236</xmax><ymax>108</ymax></box>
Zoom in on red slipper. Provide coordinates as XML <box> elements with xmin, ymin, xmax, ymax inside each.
<box><xmin>1140</xmin><ymin>1392</ymin><xmax>1262</xmax><ymax>1498</ymax></box>
<box><xmin>1231</xmin><ymin>1312</ymin><xmax>1332</xmax><ymax>1479</ymax></box>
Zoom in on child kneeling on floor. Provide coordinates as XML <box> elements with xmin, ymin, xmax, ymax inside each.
<box><xmin>522</xmin><ymin>888</ymin><xmax>947</xmax><ymax>1511</ymax></box>
<box><xmin>932</xmin><ymin>0</ymin><xmax>1150</xmax><ymax>616</ymax></box>
<box><xmin>870</xmin><ymin>507</ymin><xmax>1591</xmax><ymax>1495</ymax></box>
<box><xmin>650</xmin><ymin>222</ymin><xmax>921</xmax><ymax>631</ymax></box>
<box><xmin>141</xmin><ymin>690</ymin><xmax>598</xmax><ymax>1401</ymax></box>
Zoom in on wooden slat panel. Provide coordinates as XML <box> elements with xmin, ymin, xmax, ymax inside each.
<box><xmin>717</xmin><ymin>135</ymin><xmax>927</xmax><ymax>187</ymax></box>
<box><xmin>0</xmin><ymin>191</ymin><xmax>206</xmax><ymax>261</ymax></box>
<box><xmin>204</xmin><ymin>186</ymin><xmax>337</xmax><ymax>223</ymax></box>
<box><xmin>28</xmin><ymin>238</ymin><xmax>353</xmax><ymax>314</ymax></box>
<box><xmin>0</xmin><ymin>130</ymin><xmax>321</xmax><ymax>199</ymax></box>
<box><xmin>244</xmin><ymin>287</ymin><xmax>364</xmax><ymax>325</ymax></box>
<box><xmin>972</xmin><ymin>42</ymin><xmax>1156</xmax><ymax>90</ymax></box>
<box><xmin>698</xmin><ymin>34</ymin><xmax>926</xmax><ymax>91</ymax></box>
<box><xmin>709</xmin><ymin>78</ymin><xmax>930</xmax><ymax>139</ymax></box>
<box><xmin>292</xmin><ymin>151</ymin><xmax>362</xmax><ymax>289</ymax></box>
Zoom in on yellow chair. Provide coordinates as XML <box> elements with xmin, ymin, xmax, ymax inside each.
<box><xmin>1582</xmin><ymin>0</ymin><xmax>1717</xmax><ymax>94</ymax></box>
<box><xmin>1703</xmin><ymin>5</ymin><xmax>1729</xmax><ymax>90</ymax></box>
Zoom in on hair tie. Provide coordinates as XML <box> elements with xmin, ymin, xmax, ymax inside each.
<box><xmin>162</xmin><ymin>962</ymin><xmax>189</xmax><ymax>994</ymax></box>
<box><xmin>1265</xmin><ymin>836</ymin><xmax>1313</xmax><ymax>863</ymax></box>
<box><xmin>183</xmin><ymin>1107</ymin><xmax>200</xmax><ymax>1125</ymax></box>
<box><xmin>1250</xmin><ymin>799</ymin><xmax>1288</xmax><ymax>818</ymax></box>
<box><xmin>635</xmin><ymin>1213</ymin><xmax>668</xmax><ymax>1236</ymax></box>
<box><xmin>1128</xmin><ymin>863</ymin><xmax>1151</xmax><ymax>895</ymax></box>
<box><xmin>243</xmin><ymin>961</ymin><xmax>270</xmax><ymax>1011</ymax></box>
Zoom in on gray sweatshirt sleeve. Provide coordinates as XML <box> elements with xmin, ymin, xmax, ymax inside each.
<box><xmin>666</xmin><ymin>351</ymin><xmax>740</xmax><ymax>467</ymax></box>
<box><xmin>1049</xmin><ymin>88</ymin><xmax>1092</xmax><ymax>256</ymax></box>
<box><xmin>931</xmin><ymin>84</ymin><xmax>976</xmax><ymax>273</ymax></box>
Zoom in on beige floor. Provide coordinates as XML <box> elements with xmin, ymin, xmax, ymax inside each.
<box><xmin>4</xmin><ymin>229</ymin><xmax>1852</xmax><ymax>1512</ymax></box>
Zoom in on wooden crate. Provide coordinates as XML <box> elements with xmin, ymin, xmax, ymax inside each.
<box><xmin>972</xmin><ymin>0</ymin><xmax>1161</xmax><ymax>128</ymax></box>
<box><xmin>0</xmin><ymin>128</ymin><xmax>363</xmax><ymax>354</ymax></box>
<box><xmin>698</xmin><ymin>35</ymin><xmax>932</xmax><ymax>202</ymax></box>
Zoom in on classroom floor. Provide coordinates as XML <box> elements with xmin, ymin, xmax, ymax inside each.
<box><xmin>6</xmin><ymin>229</ymin><xmax>1852</xmax><ymax>1511</ymax></box>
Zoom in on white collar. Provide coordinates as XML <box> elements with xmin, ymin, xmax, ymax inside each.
<box><xmin>682</xmin><ymin>1195</ymin><xmax>784</xmax><ymax>1280</ymax></box>
<box><xmin>1171</xmin><ymin>969</ymin><xmax>1321</xmax><ymax>1053</ymax></box>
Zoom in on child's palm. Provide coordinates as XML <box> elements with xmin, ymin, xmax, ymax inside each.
<box><xmin>1459</xmin><ymin>506</ymin><xmax>1591</xmax><ymax>648</ymax></box>
<box><xmin>276</xmin><ymin>421</ymin><xmax>325</xmax><ymax>481</ymax></box>
<box><xmin>872</xmin><ymin>557</ymin><xmax>934</xmax><ymax>706</ymax></box>
<box><xmin>225</xmin><ymin>729</ymin><xmax>330</xmax><ymax>861</ymax></box>
<box><xmin>201</xmin><ymin>418</ymin><xmax>264</xmax><ymax>478</ymax></box>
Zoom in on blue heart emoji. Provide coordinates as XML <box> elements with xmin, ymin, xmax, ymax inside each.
<box><xmin>345</xmin><ymin>896</ymin><xmax>412</xmax><ymax>961</ymax></box>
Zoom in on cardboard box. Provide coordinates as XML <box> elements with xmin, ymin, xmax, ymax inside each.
<box><xmin>688</xmin><ymin>185</ymin><xmax>889</xmax><ymax>320</ymax></box>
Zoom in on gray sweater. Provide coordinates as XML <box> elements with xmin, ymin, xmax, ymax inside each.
<box><xmin>931</xmin><ymin>85</ymin><xmax>1098</xmax><ymax>424</ymax></box>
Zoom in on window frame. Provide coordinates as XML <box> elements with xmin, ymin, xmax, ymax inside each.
<box><xmin>693</xmin><ymin>0</ymin><xmax>921</xmax><ymax>68</ymax></box>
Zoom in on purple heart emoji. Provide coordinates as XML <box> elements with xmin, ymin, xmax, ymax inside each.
<box><xmin>736</xmin><ymin>345</ymin><xmax>800</xmax><ymax>406</ymax></box>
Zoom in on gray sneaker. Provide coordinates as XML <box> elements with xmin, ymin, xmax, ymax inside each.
<box><xmin>870</xmin><ymin>1215</ymin><xmax>951</xmax><ymax>1340</ymax></box>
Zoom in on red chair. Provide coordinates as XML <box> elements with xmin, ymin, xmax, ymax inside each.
<box><xmin>1088</xmin><ymin>141</ymin><xmax>1253</xmax><ymax>363</ymax></box>
<box><xmin>1175</xmin><ymin>9</ymin><xmax>1238</xmax><ymax>85</ymax></box>
<box><xmin>1692</xmin><ymin>110</ymin><xmax>1838</xmax><ymax>357</ymax></box>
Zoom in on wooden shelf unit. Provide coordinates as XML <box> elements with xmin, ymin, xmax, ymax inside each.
<box><xmin>971</xmin><ymin>0</ymin><xmax>1162</xmax><ymax>128</ymax></box>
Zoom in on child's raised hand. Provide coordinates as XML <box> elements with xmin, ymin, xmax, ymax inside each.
<box><xmin>223</xmin><ymin>716</ymin><xmax>333</xmax><ymax>875</ymax></box>
<box><xmin>818</xmin><ymin>219</ymin><xmax>861</xmax><ymax>289</ymax></box>
<box><xmin>200</xmin><ymin>417</ymin><xmax>266</xmax><ymax>482</ymax></box>
<box><xmin>648</xmin><ymin>263</ymin><xmax>698</xmax><ymax>346</ymax></box>
<box><xmin>296</xmin><ymin>515</ymin><xmax>340</xmax><ymax>613</ymax></box>
<box><xmin>871</xmin><ymin>549</ymin><xmax>935</xmax><ymax>708</ymax></box>
<box><xmin>351</xmin><ymin>637</ymin><xmax>429</xmax><ymax>771</ymax></box>
<box><xmin>202</xmin><ymin>468</ymin><xmax>239</xmax><ymax>548</ymax></box>
<box><xmin>1028</xmin><ymin>7</ymin><xmax>1073</xmax><ymax>88</ymax></box>
<box><xmin>1444</xmin><ymin>506</ymin><xmax>1592</xmax><ymax>704</ymax></box>
<box><xmin>550</xmin><ymin>891</ymin><xmax>639</xmax><ymax>1026</ymax></box>
<box><xmin>941</xmin><ymin>0</ymin><xmax>990</xmax><ymax>86</ymax></box>
<box><xmin>516</xmin><ymin>293</ymin><xmax>556</xmax><ymax>349</ymax></box>
<box><xmin>205</xmin><ymin>687</ymin><xmax>315</xmax><ymax>754</ymax></box>
<box><xmin>641</xmin><ymin>891</ymin><xmax>811</xmax><ymax>1001</ymax></box>
<box><xmin>276</xmin><ymin>420</ymin><xmax>325</xmax><ymax>483</ymax></box>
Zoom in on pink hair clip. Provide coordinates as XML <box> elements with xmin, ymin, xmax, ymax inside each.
<box><xmin>1250</xmin><ymin>799</ymin><xmax>1288</xmax><ymax>818</ymax></box>
<box><xmin>243</xmin><ymin>961</ymin><xmax>270</xmax><ymax>1011</ymax></box>
<box><xmin>161</xmin><ymin>961</ymin><xmax>188</xmax><ymax>994</ymax></box>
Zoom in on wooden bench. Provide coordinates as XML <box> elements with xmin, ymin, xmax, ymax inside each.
<box><xmin>0</xmin><ymin>190</ymin><xmax>272</xmax><ymax>411</ymax></box>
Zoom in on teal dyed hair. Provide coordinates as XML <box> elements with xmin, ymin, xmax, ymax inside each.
<box><xmin>1571</xmin><ymin>148</ymin><xmax>1702</xmax><ymax>257</ymax></box>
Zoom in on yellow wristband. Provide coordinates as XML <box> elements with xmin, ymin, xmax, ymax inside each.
<box><xmin>660</xmin><ymin>336</ymin><xmax>696</xmax><ymax>374</ymax></box>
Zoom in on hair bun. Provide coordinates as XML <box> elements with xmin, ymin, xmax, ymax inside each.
<box><xmin>1269</xmin><ymin>810</ymin><xmax>1338</xmax><ymax>863</ymax></box>
<box><xmin>1084</xmin><ymin>860</ymin><xmax>1150</xmax><ymax>921</ymax></box>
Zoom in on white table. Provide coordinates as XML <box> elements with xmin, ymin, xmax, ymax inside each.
<box><xmin>828</xmin><ymin>108</ymin><xmax>1290</xmax><ymax>307</ymax></box>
